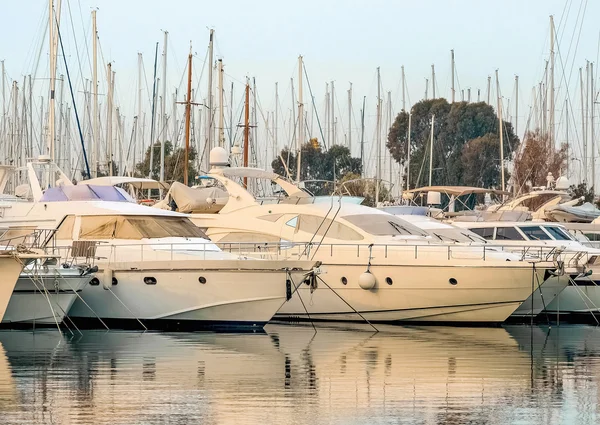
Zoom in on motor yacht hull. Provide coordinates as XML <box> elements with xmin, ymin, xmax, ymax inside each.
<box><xmin>276</xmin><ymin>262</ymin><xmax>546</xmax><ymax>324</ymax></box>
<box><xmin>68</xmin><ymin>259</ymin><xmax>314</xmax><ymax>330</ymax></box>
<box><xmin>544</xmin><ymin>277</ymin><xmax>600</xmax><ymax>317</ymax></box>
<box><xmin>2</xmin><ymin>267</ymin><xmax>91</xmax><ymax>325</ymax></box>
<box><xmin>510</xmin><ymin>275</ymin><xmax>570</xmax><ymax>318</ymax></box>
<box><xmin>0</xmin><ymin>257</ymin><xmax>26</xmax><ymax>322</ymax></box>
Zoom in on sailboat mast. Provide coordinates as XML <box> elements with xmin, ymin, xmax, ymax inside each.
<box><xmin>431</xmin><ymin>64</ymin><xmax>435</xmax><ymax>99</ymax></box>
<box><xmin>274</xmin><ymin>82</ymin><xmax>278</xmax><ymax>154</ymax></box>
<box><xmin>581</xmin><ymin>67</ymin><xmax>587</xmax><ymax>184</ymax></box>
<box><xmin>297</xmin><ymin>55</ymin><xmax>303</xmax><ymax>183</ymax></box>
<box><xmin>92</xmin><ymin>9</ymin><xmax>98</xmax><ymax>177</ymax></box>
<box><xmin>591</xmin><ymin>62</ymin><xmax>595</xmax><ymax>190</ymax></box>
<box><xmin>428</xmin><ymin>115</ymin><xmax>434</xmax><ymax>186</ymax></box>
<box><xmin>406</xmin><ymin>112</ymin><xmax>412</xmax><ymax>190</ymax></box>
<box><xmin>106</xmin><ymin>63</ymin><xmax>112</xmax><ymax>175</ymax></box>
<box><xmin>348</xmin><ymin>82</ymin><xmax>352</xmax><ymax>153</ymax></box>
<box><xmin>401</xmin><ymin>65</ymin><xmax>406</xmax><ymax>111</ymax></box>
<box><xmin>549</xmin><ymin>17</ymin><xmax>556</xmax><ymax>148</ymax></box>
<box><xmin>183</xmin><ymin>49</ymin><xmax>192</xmax><ymax>186</ymax></box>
<box><xmin>218</xmin><ymin>59</ymin><xmax>224</xmax><ymax>148</ymax></box>
<box><xmin>375</xmin><ymin>67</ymin><xmax>381</xmax><ymax>205</ymax></box>
<box><xmin>243</xmin><ymin>81</ymin><xmax>250</xmax><ymax>187</ymax></box>
<box><xmin>496</xmin><ymin>69</ymin><xmax>505</xmax><ymax>194</ymax></box>
<box><xmin>48</xmin><ymin>0</ymin><xmax>62</xmax><ymax>161</ymax></box>
<box><xmin>160</xmin><ymin>30</ymin><xmax>168</xmax><ymax>183</ymax></box>
<box><xmin>206</xmin><ymin>29</ymin><xmax>214</xmax><ymax>168</ymax></box>
<box><xmin>451</xmin><ymin>50</ymin><xmax>455</xmax><ymax>103</ymax></box>
<box><xmin>515</xmin><ymin>75</ymin><xmax>519</xmax><ymax>138</ymax></box>
<box><xmin>360</xmin><ymin>96</ymin><xmax>365</xmax><ymax>171</ymax></box>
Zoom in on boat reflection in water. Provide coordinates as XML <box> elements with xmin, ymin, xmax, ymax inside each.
<box><xmin>0</xmin><ymin>324</ymin><xmax>600</xmax><ymax>424</ymax></box>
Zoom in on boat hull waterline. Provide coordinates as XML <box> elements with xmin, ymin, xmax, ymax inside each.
<box><xmin>68</xmin><ymin>259</ymin><xmax>315</xmax><ymax>330</ymax></box>
<box><xmin>276</xmin><ymin>263</ymin><xmax>549</xmax><ymax>324</ymax></box>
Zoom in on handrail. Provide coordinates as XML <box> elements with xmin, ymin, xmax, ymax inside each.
<box><xmin>41</xmin><ymin>240</ymin><xmax>593</xmax><ymax>268</ymax></box>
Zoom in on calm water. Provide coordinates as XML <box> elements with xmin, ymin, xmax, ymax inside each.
<box><xmin>0</xmin><ymin>323</ymin><xmax>599</xmax><ymax>424</ymax></box>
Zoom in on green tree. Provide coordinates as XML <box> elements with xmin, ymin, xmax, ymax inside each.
<box><xmin>271</xmin><ymin>142</ymin><xmax>362</xmax><ymax>195</ymax></box>
<box><xmin>135</xmin><ymin>141</ymin><xmax>198</xmax><ymax>184</ymax></box>
<box><xmin>387</xmin><ymin>99</ymin><xmax>519</xmax><ymax>188</ymax></box>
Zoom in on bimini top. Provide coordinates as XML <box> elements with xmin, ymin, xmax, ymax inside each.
<box><xmin>40</xmin><ymin>185</ymin><xmax>134</xmax><ymax>203</ymax></box>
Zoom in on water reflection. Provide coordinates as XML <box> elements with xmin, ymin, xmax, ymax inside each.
<box><xmin>0</xmin><ymin>324</ymin><xmax>598</xmax><ymax>424</ymax></box>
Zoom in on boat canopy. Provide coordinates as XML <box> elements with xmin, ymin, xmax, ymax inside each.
<box><xmin>40</xmin><ymin>185</ymin><xmax>133</xmax><ymax>203</ymax></box>
<box><xmin>79</xmin><ymin>176</ymin><xmax>170</xmax><ymax>191</ymax></box>
<box><xmin>406</xmin><ymin>186</ymin><xmax>510</xmax><ymax>197</ymax></box>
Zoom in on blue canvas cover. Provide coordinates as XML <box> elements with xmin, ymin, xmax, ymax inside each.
<box><xmin>40</xmin><ymin>185</ymin><xmax>130</xmax><ymax>202</ymax></box>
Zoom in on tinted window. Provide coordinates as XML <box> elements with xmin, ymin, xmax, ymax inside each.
<box><xmin>520</xmin><ymin>226</ymin><xmax>551</xmax><ymax>241</ymax></box>
<box><xmin>495</xmin><ymin>227</ymin><xmax>525</xmax><ymax>241</ymax></box>
<box><xmin>470</xmin><ymin>227</ymin><xmax>494</xmax><ymax>240</ymax></box>
<box><xmin>544</xmin><ymin>226</ymin><xmax>572</xmax><ymax>241</ymax></box>
<box><xmin>343</xmin><ymin>214</ymin><xmax>428</xmax><ymax>237</ymax></box>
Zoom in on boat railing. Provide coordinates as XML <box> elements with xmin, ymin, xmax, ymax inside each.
<box><xmin>42</xmin><ymin>240</ymin><xmax>593</xmax><ymax>268</ymax></box>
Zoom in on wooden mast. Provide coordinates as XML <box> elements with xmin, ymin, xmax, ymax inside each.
<box><xmin>184</xmin><ymin>47</ymin><xmax>192</xmax><ymax>186</ymax></box>
<box><xmin>243</xmin><ymin>80</ymin><xmax>250</xmax><ymax>187</ymax></box>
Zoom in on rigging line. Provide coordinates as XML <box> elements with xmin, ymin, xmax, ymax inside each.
<box><xmin>564</xmin><ymin>0</ymin><xmax>588</xmax><ymax>83</ymax></box>
<box><xmin>67</xmin><ymin>0</ymin><xmax>94</xmax><ymax>141</ymax></box>
<box><xmin>56</xmin><ymin>6</ymin><xmax>90</xmax><ymax>178</ymax></box>
<box><xmin>302</xmin><ymin>61</ymin><xmax>327</xmax><ymax>149</ymax></box>
<box><xmin>192</xmin><ymin>50</ymin><xmax>209</xmax><ymax>104</ymax></box>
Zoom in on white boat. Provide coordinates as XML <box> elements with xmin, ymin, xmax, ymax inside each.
<box><xmin>3</xmin><ymin>262</ymin><xmax>93</xmax><ymax>326</ymax></box>
<box><xmin>167</xmin><ymin>165</ymin><xmax>555</xmax><ymax>324</ymax></box>
<box><xmin>0</xmin><ymin>160</ymin><xmax>316</xmax><ymax>330</ymax></box>
<box><xmin>380</xmin><ymin>209</ymin><xmax>578</xmax><ymax>319</ymax></box>
<box><xmin>452</xmin><ymin>220</ymin><xmax>600</xmax><ymax>317</ymax></box>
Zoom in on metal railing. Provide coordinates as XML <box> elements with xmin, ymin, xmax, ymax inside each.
<box><xmin>38</xmin><ymin>239</ymin><xmax>594</xmax><ymax>269</ymax></box>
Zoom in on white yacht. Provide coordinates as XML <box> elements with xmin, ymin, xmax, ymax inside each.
<box><xmin>165</xmin><ymin>163</ymin><xmax>557</xmax><ymax>324</ymax></box>
<box><xmin>0</xmin><ymin>230</ymin><xmax>54</xmax><ymax>324</ymax></box>
<box><xmin>452</xmin><ymin>221</ymin><xmax>600</xmax><ymax>318</ymax></box>
<box><xmin>0</xmin><ymin>227</ymin><xmax>94</xmax><ymax>326</ymax></box>
<box><xmin>0</xmin><ymin>160</ymin><xmax>316</xmax><ymax>330</ymax></box>
<box><xmin>384</xmin><ymin>212</ymin><xmax>580</xmax><ymax>319</ymax></box>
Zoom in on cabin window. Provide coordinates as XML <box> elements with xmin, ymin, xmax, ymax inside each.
<box><xmin>258</xmin><ymin>213</ymin><xmax>284</xmax><ymax>222</ymax></box>
<box><xmin>520</xmin><ymin>226</ymin><xmax>551</xmax><ymax>241</ymax></box>
<box><xmin>343</xmin><ymin>214</ymin><xmax>428</xmax><ymax>237</ymax></box>
<box><xmin>544</xmin><ymin>226</ymin><xmax>573</xmax><ymax>241</ymax></box>
<box><xmin>218</xmin><ymin>232</ymin><xmax>281</xmax><ymax>243</ymax></box>
<box><xmin>285</xmin><ymin>216</ymin><xmax>298</xmax><ymax>228</ymax></box>
<box><xmin>469</xmin><ymin>227</ymin><xmax>494</xmax><ymax>240</ymax></box>
<box><xmin>495</xmin><ymin>227</ymin><xmax>525</xmax><ymax>241</ymax></box>
<box><xmin>79</xmin><ymin>215</ymin><xmax>207</xmax><ymax>240</ymax></box>
<box><xmin>296</xmin><ymin>215</ymin><xmax>364</xmax><ymax>241</ymax></box>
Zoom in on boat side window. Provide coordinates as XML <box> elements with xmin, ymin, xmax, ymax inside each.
<box><xmin>520</xmin><ymin>226</ymin><xmax>551</xmax><ymax>241</ymax></box>
<box><xmin>296</xmin><ymin>214</ymin><xmax>364</xmax><ymax>241</ymax></box>
<box><xmin>543</xmin><ymin>226</ymin><xmax>572</xmax><ymax>241</ymax></box>
<box><xmin>258</xmin><ymin>213</ymin><xmax>284</xmax><ymax>222</ymax></box>
<box><xmin>495</xmin><ymin>227</ymin><xmax>525</xmax><ymax>241</ymax></box>
<box><xmin>342</xmin><ymin>214</ymin><xmax>428</xmax><ymax>237</ymax></box>
<box><xmin>469</xmin><ymin>227</ymin><xmax>494</xmax><ymax>240</ymax></box>
<box><xmin>285</xmin><ymin>216</ymin><xmax>298</xmax><ymax>228</ymax></box>
<box><xmin>79</xmin><ymin>215</ymin><xmax>207</xmax><ymax>239</ymax></box>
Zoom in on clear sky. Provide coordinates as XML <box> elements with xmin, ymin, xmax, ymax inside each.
<box><xmin>0</xmin><ymin>0</ymin><xmax>599</xmax><ymax>177</ymax></box>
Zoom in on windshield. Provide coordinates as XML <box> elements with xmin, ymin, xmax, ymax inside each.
<box><xmin>430</xmin><ymin>228</ymin><xmax>487</xmax><ymax>243</ymax></box>
<box><xmin>342</xmin><ymin>214</ymin><xmax>428</xmax><ymax>237</ymax></box>
<box><xmin>544</xmin><ymin>226</ymin><xmax>573</xmax><ymax>241</ymax></box>
<box><xmin>79</xmin><ymin>215</ymin><xmax>207</xmax><ymax>240</ymax></box>
<box><xmin>520</xmin><ymin>226</ymin><xmax>551</xmax><ymax>241</ymax></box>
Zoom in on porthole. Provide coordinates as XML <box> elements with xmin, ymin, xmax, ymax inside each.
<box><xmin>89</xmin><ymin>277</ymin><xmax>100</xmax><ymax>286</ymax></box>
<box><xmin>112</xmin><ymin>277</ymin><xmax>118</xmax><ymax>285</ymax></box>
<box><xmin>144</xmin><ymin>277</ymin><xmax>157</xmax><ymax>285</ymax></box>
<box><xmin>341</xmin><ymin>277</ymin><xmax>348</xmax><ymax>285</ymax></box>
<box><xmin>386</xmin><ymin>277</ymin><xmax>393</xmax><ymax>285</ymax></box>
<box><xmin>449</xmin><ymin>278</ymin><xmax>458</xmax><ymax>285</ymax></box>
<box><xmin>198</xmin><ymin>276</ymin><xmax>207</xmax><ymax>284</ymax></box>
